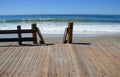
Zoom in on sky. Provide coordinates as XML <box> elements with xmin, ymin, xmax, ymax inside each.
<box><xmin>0</xmin><ymin>0</ymin><xmax>120</xmax><ymax>15</ymax></box>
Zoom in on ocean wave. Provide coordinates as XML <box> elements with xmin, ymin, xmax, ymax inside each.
<box><xmin>0</xmin><ymin>18</ymin><xmax>120</xmax><ymax>23</ymax></box>
<box><xmin>0</xmin><ymin>14</ymin><xmax>120</xmax><ymax>23</ymax></box>
<box><xmin>0</xmin><ymin>22</ymin><xmax>120</xmax><ymax>34</ymax></box>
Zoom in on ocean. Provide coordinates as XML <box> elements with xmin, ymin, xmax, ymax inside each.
<box><xmin>0</xmin><ymin>14</ymin><xmax>120</xmax><ymax>35</ymax></box>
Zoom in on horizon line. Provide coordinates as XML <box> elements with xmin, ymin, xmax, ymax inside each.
<box><xmin>0</xmin><ymin>14</ymin><xmax>120</xmax><ymax>16</ymax></box>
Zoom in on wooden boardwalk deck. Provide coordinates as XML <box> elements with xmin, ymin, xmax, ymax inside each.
<box><xmin>0</xmin><ymin>43</ymin><xmax>120</xmax><ymax>77</ymax></box>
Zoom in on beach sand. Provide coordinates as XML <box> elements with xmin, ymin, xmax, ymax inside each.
<box><xmin>0</xmin><ymin>34</ymin><xmax>120</xmax><ymax>45</ymax></box>
<box><xmin>43</xmin><ymin>34</ymin><xmax>120</xmax><ymax>44</ymax></box>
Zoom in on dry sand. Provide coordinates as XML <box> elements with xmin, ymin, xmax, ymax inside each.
<box><xmin>44</xmin><ymin>35</ymin><xmax>120</xmax><ymax>44</ymax></box>
<box><xmin>0</xmin><ymin>34</ymin><xmax>120</xmax><ymax>45</ymax></box>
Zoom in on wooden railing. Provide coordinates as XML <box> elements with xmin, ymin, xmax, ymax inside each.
<box><xmin>0</xmin><ymin>22</ymin><xmax>73</xmax><ymax>45</ymax></box>
<box><xmin>63</xmin><ymin>22</ymin><xmax>73</xmax><ymax>44</ymax></box>
<box><xmin>0</xmin><ymin>23</ymin><xmax>45</xmax><ymax>45</ymax></box>
<box><xmin>36</xmin><ymin>27</ymin><xmax>45</xmax><ymax>44</ymax></box>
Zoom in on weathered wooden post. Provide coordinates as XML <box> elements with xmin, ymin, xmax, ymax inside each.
<box><xmin>31</xmin><ymin>23</ymin><xmax>37</xmax><ymax>44</ymax></box>
<box><xmin>67</xmin><ymin>22</ymin><xmax>73</xmax><ymax>43</ymax></box>
<box><xmin>63</xmin><ymin>28</ymin><xmax>68</xmax><ymax>44</ymax></box>
<box><xmin>36</xmin><ymin>27</ymin><xmax>45</xmax><ymax>44</ymax></box>
<box><xmin>17</xmin><ymin>26</ymin><xmax>22</xmax><ymax>45</ymax></box>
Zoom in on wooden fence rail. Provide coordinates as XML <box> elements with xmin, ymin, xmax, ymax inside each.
<box><xmin>0</xmin><ymin>29</ymin><xmax>35</xmax><ymax>34</ymax></box>
<box><xmin>0</xmin><ymin>23</ymin><xmax>45</xmax><ymax>45</ymax></box>
<box><xmin>0</xmin><ymin>22</ymin><xmax>73</xmax><ymax>44</ymax></box>
<box><xmin>0</xmin><ymin>38</ymin><xmax>35</xmax><ymax>42</ymax></box>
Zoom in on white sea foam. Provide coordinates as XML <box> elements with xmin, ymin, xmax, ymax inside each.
<box><xmin>0</xmin><ymin>22</ymin><xmax>120</xmax><ymax>34</ymax></box>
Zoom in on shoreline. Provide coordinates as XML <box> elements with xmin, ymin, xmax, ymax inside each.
<box><xmin>0</xmin><ymin>33</ymin><xmax>120</xmax><ymax>44</ymax></box>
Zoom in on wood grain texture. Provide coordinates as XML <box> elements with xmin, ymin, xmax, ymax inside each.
<box><xmin>0</xmin><ymin>43</ymin><xmax>120</xmax><ymax>77</ymax></box>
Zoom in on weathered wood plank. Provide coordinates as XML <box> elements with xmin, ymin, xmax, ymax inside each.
<box><xmin>0</xmin><ymin>46</ymin><xmax>15</xmax><ymax>68</ymax></box>
<box><xmin>0</xmin><ymin>29</ymin><xmax>35</xmax><ymax>34</ymax></box>
<box><xmin>0</xmin><ymin>43</ymin><xmax>120</xmax><ymax>77</ymax></box>
<box><xmin>48</xmin><ymin>45</ymin><xmax>55</xmax><ymax>77</ymax></box>
<box><xmin>87</xmin><ymin>45</ymin><xmax>111</xmax><ymax>77</ymax></box>
<box><xmin>96</xmin><ymin>45</ymin><xmax>120</xmax><ymax>76</ymax></box>
<box><xmin>54</xmin><ymin>44</ymin><xmax>60</xmax><ymax>77</ymax></box>
<box><xmin>68</xmin><ymin>44</ymin><xmax>81</xmax><ymax>77</ymax></box>
<box><xmin>74</xmin><ymin>45</ymin><xmax>97</xmax><ymax>77</ymax></box>
<box><xmin>2</xmin><ymin>47</ymin><xmax>24</xmax><ymax>77</ymax></box>
<box><xmin>40</xmin><ymin>46</ymin><xmax>50</xmax><ymax>77</ymax></box>
<box><xmin>16</xmin><ymin>46</ymin><xmax>35</xmax><ymax>77</ymax></box>
<box><xmin>57</xmin><ymin>44</ymin><xmax>71</xmax><ymax>77</ymax></box>
<box><xmin>0</xmin><ymin>37</ymin><xmax>35</xmax><ymax>42</ymax></box>
<box><xmin>8</xmin><ymin>47</ymin><xmax>29</xmax><ymax>77</ymax></box>
<box><xmin>0</xmin><ymin>47</ymin><xmax>18</xmax><ymax>76</ymax></box>
<box><xmin>71</xmin><ymin>45</ymin><xmax>89</xmax><ymax>77</ymax></box>
<box><xmin>0</xmin><ymin>46</ymin><xmax>10</xmax><ymax>57</ymax></box>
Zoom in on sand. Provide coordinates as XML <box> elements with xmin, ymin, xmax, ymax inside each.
<box><xmin>0</xmin><ymin>34</ymin><xmax>120</xmax><ymax>45</ymax></box>
<box><xmin>43</xmin><ymin>34</ymin><xmax>120</xmax><ymax>44</ymax></box>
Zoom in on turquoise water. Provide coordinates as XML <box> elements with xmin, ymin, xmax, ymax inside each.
<box><xmin>0</xmin><ymin>14</ymin><xmax>120</xmax><ymax>23</ymax></box>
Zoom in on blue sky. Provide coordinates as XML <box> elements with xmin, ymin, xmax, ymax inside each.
<box><xmin>0</xmin><ymin>0</ymin><xmax>120</xmax><ymax>15</ymax></box>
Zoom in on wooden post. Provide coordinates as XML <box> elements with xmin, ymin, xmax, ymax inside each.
<box><xmin>31</xmin><ymin>23</ymin><xmax>37</xmax><ymax>44</ymax></box>
<box><xmin>63</xmin><ymin>28</ymin><xmax>68</xmax><ymax>44</ymax></box>
<box><xmin>17</xmin><ymin>26</ymin><xmax>22</xmax><ymax>45</ymax></box>
<box><xmin>36</xmin><ymin>27</ymin><xmax>45</xmax><ymax>44</ymax></box>
<box><xmin>67</xmin><ymin>22</ymin><xmax>73</xmax><ymax>43</ymax></box>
